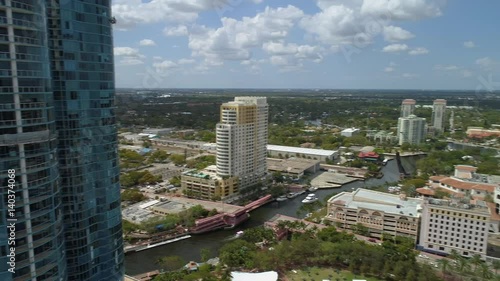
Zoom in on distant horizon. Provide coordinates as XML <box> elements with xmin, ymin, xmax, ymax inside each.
<box><xmin>116</xmin><ymin>87</ymin><xmax>499</xmax><ymax>93</ymax></box>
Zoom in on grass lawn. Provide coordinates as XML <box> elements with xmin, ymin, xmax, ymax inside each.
<box><xmin>286</xmin><ymin>267</ymin><xmax>383</xmax><ymax>281</ymax></box>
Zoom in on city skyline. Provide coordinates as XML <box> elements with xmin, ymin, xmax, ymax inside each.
<box><xmin>112</xmin><ymin>0</ymin><xmax>499</xmax><ymax>90</ymax></box>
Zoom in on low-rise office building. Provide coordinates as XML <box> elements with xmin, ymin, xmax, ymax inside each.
<box><xmin>181</xmin><ymin>165</ymin><xmax>238</xmax><ymax>200</ymax></box>
<box><xmin>341</xmin><ymin>128</ymin><xmax>360</xmax><ymax>137</ymax></box>
<box><xmin>267</xmin><ymin>158</ymin><xmax>320</xmax><ymax>177</ymax></box>
<box><xmin>418</xmin><ymin>198</ymin><xmax>491</xmax><ymax>259</ymax></box>
<box><xmin>325</xmin><ymin>189</ymin><xmax>422</xmax><ymax>241</ymax></box>
<box><xmin>267</xmin><ymin>145</ymin><xmax>338</xmax><ymax>163</ymax></box>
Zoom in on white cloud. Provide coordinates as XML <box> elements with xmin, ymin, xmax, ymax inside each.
<box><xmin>383</xmin><ymin>25</ymin><xmax>415</xmax><ymax>42</ymax></box>
<box><xmin>114</xmin><ymin>46</ymin><xmax>146</xmax><ymax>65</ymax></box>
<box><xmin>153</xmin><ymin>56</ymin><xmax>163</xmax><ymax>61</ymax></box>
<box><xmin>382</xmin><ymin>43</ymin><xmax>408</xmax><ymax>53</ymax></box>
<box><xmin>361</xmin><ymin>0</ymin><xmax>443</xmax><ymax>21</ymax></box>
<box><xmin>152</xmin><ymin>60</ymin><xmax>179</xmax><ymax>75</ymax></box>
<box><xmin>384</xmin><ymin>67</ymin><xmax>395</xmax><ymax>72</ymax></box>
<box><xmin>187</xmin><ymin>5</ymin><xmax>304</xmax><ymax>65</ymax></box>
<box><xmin>435</xmin><ymin>65</ymin><xmax>459</xmax><ymax>71</ymax></box>
<box><xmin>461</xmin><ymin>70</ymin><xmax>473</xmax><ymax>78</ymax></box>
<box><xmin>408</xmin><ymin>47</ymin><xmax>429</xmax><ymax>55</ymax></box>
<box><xmin>434</xmin><ymin>65</ymin><xmax>473</xmax><ymax>78</ymax></box>
<box><xmin>389</xmin><ymin>61</ymin><xmax>397</xmax><ymax>66</ymax></box>
<box><xmin>476</xmin><ymin>57</ymin><xmax>497</xmax><ymax>70</ymax></box>
<box><xmin>251</xmin><ymin>0</ymin><xmax>263</xmax><ymax>3</ymax></box>
<box><xmin>114</xmin><ymin>47</ymin><xmax>144</xmax><ymax>57</ymax></box>
<box><xmin>112</xmin><ymin>0</ymin><xmax>214</xmax><ymax>28</ymax></box>
<box><xmin>402</xmin><ymin>73</ymin><xmax>419</xmax><ymax>78</ymax></box>
<box><xmin>463</xmin><ymin>41</ymin><xmax>475</xmax><ymax>48</ymax></box>
<box><xmin>118</xmin><ymin>58</ymin><xmax>144</xmax><ymax>66</ymax></box>
<box><xmin>300</xmin><ymin>4</ymin><xmax>378</xmax><ymax>48</ymax></box>
<box><xmin>178</xmin><ymin>58</ymin><xmax>196</xmax><ymax>64</ymax></box>
<box><xmin>164</xmin><ymin>25</ymin><xmax>188</xmax><ymax>36</ymax></box>
<box><xmin>139</xmin><ymin>39</ymin><xmax>156</xmax><ymax>46</ymax></box>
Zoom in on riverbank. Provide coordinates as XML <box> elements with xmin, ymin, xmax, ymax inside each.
<box><xmin>124</xmin><ymin>157</ymin><xmax>417</xmax><ymax>275</ymax></box>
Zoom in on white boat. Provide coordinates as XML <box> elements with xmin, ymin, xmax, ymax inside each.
<box><xmin>297</xmin><ymin>190</ymin><xmax>306</xmax><ymax>195</ymax></box>
<box><xmin>235</xmin><ymin>231</ymin><xmax>244</xmax><ymax>238</ymax></box>
<box><xmin>382</xmin><ymin>159</ymin><xmax>389</xmax><ymax>165</ymax></box>
<box><xmin>308</xmin><ymin>186</ymin><xmax>318</xmax><ymax>192</ymax></box>
<box><xmin>276</xmin><ymin>195</ymin><xmax>288</xmax><ymax>202</ymax></box>
<box><xmin>287</xmin><ymin>192</ymin><xmax>299</xmax><ymax>199</ymax></box>
<box><xmin>302</xmin><ymin>194</ymin><xmax>319</xmax><ymax>204</ymax></box>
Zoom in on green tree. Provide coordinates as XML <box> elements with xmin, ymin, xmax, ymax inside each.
<box><xmin>121</xmin><ymin>188</ymin><xmax>146</xmax><ymax>203</ymax></box>
<box><xmin>219</xmin><ymin>239</ymin><xmax>256</xmax><ymax>268</ymax></box>
<box><xmin>200</xmin><ymin>248</ymin><xmax>211</xmax><ymax>262</ymax></box>
<box><xmin>156</xmin><ymin>255</ymin><xmax>185</xmax><ymax>271</ymax></box>
<box><xmin>170</xmin><ymin>154</ymin><xmax>186</xmax><ymax>165</ymax></box>
<box><xmin>471</xmin><ymin>254</ymin><xmax>482</xmax><ymax>272</ymax></box>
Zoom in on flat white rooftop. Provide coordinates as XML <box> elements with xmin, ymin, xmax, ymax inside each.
<box><xmin>139</xmin><ymin>200</ymin><xmax>160</xmax><ymax>209</ymax></box>
<box><xmin>231</xmin><ymin>271</ymin><xmax>278</xmax><ymax>281</ymax></box>
<box><xmin>329</xmin><ymin>188</ymin><xmax>422</xmax><ymax>217</ymax></box>
<box><xmin>267</xmin><ymin>145</ymin><xmax>337</xmax><ymax>157</ymax></box>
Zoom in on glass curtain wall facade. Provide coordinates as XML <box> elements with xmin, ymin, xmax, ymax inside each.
<box><xmin>0</xmin><ymin>0</ymin><xmax>66</xmax><ymax>280</ymax></box>
<box><xmin>46</xmin><ymin>0</ymin><xmax>123</xmax><ymax>280</ymax></box>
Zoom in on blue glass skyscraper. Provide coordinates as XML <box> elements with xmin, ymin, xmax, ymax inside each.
<box><xmin>1</xmin><ymin>0</ymin><xmax>123</xmax><ymax>280</ymax></box>
<box><xmin>47</xmin><ymin>0</ymin><xmax>123</xmax><ymax>280</ymax></box>
<box><xmin>0</xmin><ymin>0</ymin><xmax>67</xmax><ymax>280</ymax></box>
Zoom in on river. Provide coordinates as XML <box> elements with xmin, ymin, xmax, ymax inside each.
<box><xmin>124</xmin><ymin>156</ymin><xmax>420</xmax><ymax>275</ymax></box>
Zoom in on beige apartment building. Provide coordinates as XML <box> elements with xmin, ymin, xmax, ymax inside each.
<box><xmin>418</xmin><ymin>198</ymin><xmax>491</xmax><ymax>259</ymax></box>
<box><xmin>216</xmin><ymin>97</ymin><xmax>268</xmax><ymax>190</ymax></box>
<box><xmin>325</xmin><ymin>189</ymin><xmax>422</xmax><ymax>241</ymax></box>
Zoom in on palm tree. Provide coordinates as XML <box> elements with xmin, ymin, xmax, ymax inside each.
<box><xmin>457</xmin><ymin>256</ymin><xmax>471</xmax><ymax>273</ymax></box>
<box><xmin>492</xmin><ymin>260</ymin><xmax>500</xmax><ymax>275</ymax></box>
<box><xmin>479</xmin><ymin>262</ymin><xmax>492</xmax><ymax>280</ymax></box>
<box><xmin>471</xmin><ymin>254</ymin><xmax>482</xmax><ymax>272</ymax></box>
<box><xmin>437</xmin><ymin>258</ymin><xmax>450</xmax><ymax>274</ymax></box>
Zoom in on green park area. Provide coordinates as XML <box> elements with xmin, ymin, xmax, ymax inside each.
<box><xmin>287</xmin><ymin>267</ymin><xmax>383</xmax><ymax>281</ymax></box>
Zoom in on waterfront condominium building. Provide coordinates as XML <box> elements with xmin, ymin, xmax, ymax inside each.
<box><xmin>0</xmin><ymin>1</ymin><xmax>124</xmax><ymax>280</ymax></box>
<box><xmin>400</xmin><ymin>99</ymin><xmax>416</xmax><ymax>118</ymax></box>
<box><xmin>0</xmin><ymin>1</ymin><xmax>67</xmax><ymax>280</ymax></box>
<box><xmin>47</xmin><ymin>0</ymin><xmax>124</xmax><ymax>280</ymax></box>
<box><xmin>418</xmin><ymin>198</ymin><xmax>491</xmax><ymax>259</ymax></box>
<box><xmin>431</xmin><ymin>99</ymin><xmax>447</xmax><ymax>134</ymax></box>
<box><xmin>216</xmin><ymin>97</ymin><xmax>268</xmax><ymax>191</ymax></box>
<box><xmin>397</xmin><ymin>114</ymin><xmax>426</xmax><ymax>146</ymax></box>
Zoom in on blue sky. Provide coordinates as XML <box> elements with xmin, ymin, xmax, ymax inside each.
<box><xmin>112</xmin><ymin>0</ymin><xmax>500</xmax><ymax>90</ymax></box>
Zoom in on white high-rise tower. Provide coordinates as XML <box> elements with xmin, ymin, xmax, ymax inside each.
<box><xmin>401</xmin><ymin>99</ymin><xmax>416</xmax><ymax>117</ymax></box>
<box><xmin>432</xmin><ymin>99</ymin><xmax>447</xmax><ymax>134</ymax></box>
<box><xmin>216</xmin><ymin>97</ymin><xmax>268</xmax><ymax>190</ymax></box>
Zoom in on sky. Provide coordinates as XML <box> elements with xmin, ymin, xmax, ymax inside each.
<box><xmin>112</xmin><ymin>0</ymin><xmax>500</xmax><ymax>90</ymax></box>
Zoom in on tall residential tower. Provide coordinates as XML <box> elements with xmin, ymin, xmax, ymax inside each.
<box><xmin>397</xmin><ymin>115</ymin><xmax>426</xmax><ymax>145</ymax></box>
<box><xmin>431</xmin><ymin>99</ymin><xmax>447</xmax><ymax>134</ymax></box>
<box><xmin>0</xmin><ymin>1</ymin><xmax>123</xmax><ymax>280</ymax></box>
<box><xmin>401</xmin><ymin>99</ymin><xmax>416</xmax><ymax>118</ymax></box>
<box><xmin>0</xmin><ymin>1</ymin><xmax>67</xmax><ymax>280</ymax></box>
<box><xmin>216</xmin><ymin>97</ymin><xmax>268</xmax><ymax>191</ymax></box>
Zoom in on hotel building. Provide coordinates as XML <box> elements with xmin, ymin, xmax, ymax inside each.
<box><xmin>325</xmin><ymin>189</ymin><xmax>422</xmax><ymax>241</ymax></box>
<box><xmin>418</xmin><ymin>198</ymin><xmax>491</xmax><ymax>259</ymax></box>
<box><xmin>216</xmin><ymin>97</ymin><xmax>268</xmax><ymax>190</ymax></box>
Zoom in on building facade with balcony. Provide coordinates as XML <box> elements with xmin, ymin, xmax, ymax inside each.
<box><xmin>0</xmin><ymin>1</ymin><xmax>67</xmax><ymax>280</ymax></box>
<box><xmin>325</xmin><ymin>189</ymin><xmax>422</xmax><ymax>241</ymax></box>
<box><xmin>418</xmin><ymin>198</ymin><xmax>491</xmax><ymax>259</ymax></box>
<box><xmin>216</xmin><ymin>97</ymin><xmax>268</xmax><ymax>191</ymax></box>
<box><xmin>0</xmin><ymin>1</ymin><xmax>123</xmax><ymax>280</ymax></box>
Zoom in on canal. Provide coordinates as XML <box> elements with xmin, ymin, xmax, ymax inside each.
<box><xmin>124</xmin><ymin>156</ymin><xmax>421</xmax><ymax>275</ymax></box>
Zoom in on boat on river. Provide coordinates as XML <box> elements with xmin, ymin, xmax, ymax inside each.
<box><xmin>276</xmin><ymin>195</ymin><xmax>288</xmax><ymax>202</ymax></box>
<box><xmin>301</xmin><ymin>194</ymin><xmax>318</xmax><ymax>204</ymax></box>
<box><xmin>308</xmin><ymin>186</ymin><xmax>318</xmax><ymax>192</ymax></box>
<box><xmin>286</xmin><ymin>192</ymin><xmax>299</xmax><ymax>199</ymax></box>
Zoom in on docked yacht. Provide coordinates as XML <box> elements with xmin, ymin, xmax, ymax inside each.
<box><xmin>276</xmin><ymin>195</ymin><xmax>288</xmax><ymax>202</ymax></box>
<box><xmin>301</xmin><ymin>193</ymin><xmax>318</xmax><ymax>204</ymax></box>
